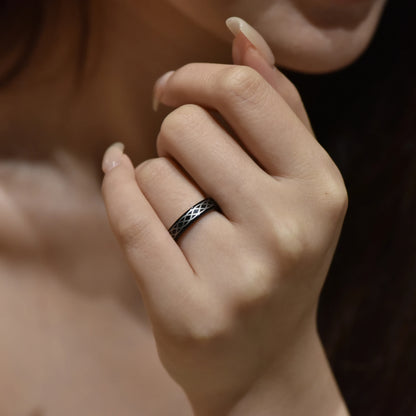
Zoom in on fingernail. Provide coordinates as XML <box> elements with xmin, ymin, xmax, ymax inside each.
<box><xmin>102</xmin><ymin>142</ymin><xmax>125</xmax><ymax>173</ymax></box>
<box><xmin>152</xmin><ymin>70</ymin><xmax>175</xmax><ymax>112</ymax></box>
<box><xmin>226</xmin><ymin>17</ymin><xmax>275</xmax><ymax>67</ymax></box>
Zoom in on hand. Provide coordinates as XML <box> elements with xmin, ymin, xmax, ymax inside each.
<box><xmin>101</xmin><ymin>21</ymin><xmax>348</xmax><ymax>416</ymax></box>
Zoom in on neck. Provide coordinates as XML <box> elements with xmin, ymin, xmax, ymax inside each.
<box><xmin>0</xmin><ymin>0</ymin><xmax>231</xmax><ymax>170</ymax></box>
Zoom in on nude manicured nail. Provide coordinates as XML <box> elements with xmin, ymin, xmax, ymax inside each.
<box><xmin>102</xmin><ymin>142</ymin><xmax>125</xmax><ymax>173</ymax></box>
<box><xmin>226</xmin><ymin>17</ymin><xmax>275</xmax><ymax>67</ymax></box>
<box><xmin>152</xmin><ymin>70</ymin><xmax>175</xmax><ymax>112</ymax></box>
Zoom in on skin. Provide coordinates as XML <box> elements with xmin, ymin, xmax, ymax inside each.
<box><xmin>167</xmin><ymin>0</ymin><xmax>388</xmax><ymax>72</ymax></box>
<box><xmin>0</xmin><ymin>0</ymin><xmax>386</xmax><ymax>414</ymax></box>
<box><xmin>103</xmin><ymin>37</ymin><xmax>349</xmax><ymax>416</ymax></box>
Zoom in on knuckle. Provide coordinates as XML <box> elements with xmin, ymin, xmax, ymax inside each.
<box><xmin>159</xmin><ymin>108</ymin><xmax>186</xmax><ymax>141</ymax></box>
<box><xmin>319</xmin><ymin>158</ymin><xmax>349</xmax><ymax>217</ymax></box>
<box><xmin>273</xmin><ymin>220</ymin><xmax>308</xmax><ymax>267</ymax></box>
<box><xmin>260</xmin><ymin>215</ymin><xmax>312</xmax><ymax>275</ymax></box>
<box><xmin>323</xmin><ymin>179</ymin><xmax>349</xmax><ymax>217</ymax></box>
<box><xmin>176</xmin><ymin>62</ymin><xmax>198</xmax><ymax>77</ymax></box>
<box><xmin>183</xmin><ymin>315</ymin><xmax>231</xmax><ymax>345</ymax></box>
<box><xmin>172</xmin><ymin>297</ymin><xmax>233</xmax><ymax>346</ymax></box>
<box><xmin>157</xmin><ymin>104</ymin><xmax>207</xmax><ymax>151</ymax></box>
<box><xmin>234</xmin><ymin>259</ymin><xmax>275</xmax><ymax>311</ymax></box>
<box><xmin>135</xmin><ymin>157</ymin><xmax>169</xmax><ymax>186</ymax></box>
<box><xmin>216</xmin><ymin>65</ymin><xmax>267</xmax><ymax>106</ymax></box>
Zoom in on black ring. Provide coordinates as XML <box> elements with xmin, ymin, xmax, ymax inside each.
<box><xmin>168</xmin><ymin>198</ymin><xmax>220</xmax><ymax>241</ymax></box>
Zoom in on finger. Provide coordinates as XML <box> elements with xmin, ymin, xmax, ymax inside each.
<box><xmin>155</xmin><ymin>104</ymin><xmax>273</xmax><ymax>222</ymax></box>
<box><xmin>231</xmin><ymin>31</ymin><xmax>313</xmax><ymax>133</ymax></box>
<box><xmin>154</xmin><ymin>62</ymin><xmax>323</xmax><ymax>178</ymax></box>
<box><xmin>101</xmin><ymin>146</ymin><xmax>195</xmax><ymax>308</ymax></box>
<box><xmin>135</xmin><ymin>157</ymin><xmax>205</xmax><ymax>230</ymax></box>
<box><xmin>135</xmin><ymin>156</ymin><xmax>235</xmax><ymax>274</ymax></box>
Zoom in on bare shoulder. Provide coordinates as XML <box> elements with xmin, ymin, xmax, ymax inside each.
<box><xmin>0</xmin><ymin>160</ymin><xmax>192</xmax><ymax>415</ymax></box>
<box><xmin>0</xmin><ymin>260</ymin><xmax>192</xmax><ymax>416</ymax></box>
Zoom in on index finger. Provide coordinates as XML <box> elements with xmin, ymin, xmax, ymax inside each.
<box><xmin>155</xmin><ymin>63</ymin><xmax>324</xmax><ymax>178</ymax></box>
<box><xmin>231</xmin><ymin>31</ymin><xmax>313</xmax><ymax>134</ymax></box>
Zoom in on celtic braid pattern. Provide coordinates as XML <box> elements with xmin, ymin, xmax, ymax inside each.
<box><xmin>168</xmin><ymin>198</ymin><xmax>219</xmax><ymax>241</ymax></box>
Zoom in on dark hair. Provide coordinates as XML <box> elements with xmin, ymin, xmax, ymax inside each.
<box><xmin>0</xmin><ymin>0</ymin><xmax>90</xmax><ymax>87</ymax></box>
<box><xmin>1</xmin><ymin>1</ymin><xmax>415</xmax><ymax>414</ymax></box>
<box><xmin>0</xmin><ymin>0</ymin><xmax>44</xmax><ymax>86</ymax></box>
<box><xmin>288</xmin><ymin>1</ymin><xmax>416</xmax><ymax>414</ymax></box>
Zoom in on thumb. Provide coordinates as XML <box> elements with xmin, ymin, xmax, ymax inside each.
<box><xmin>226</xmin><ymin>17</ymin><xmax>313</xmax><ymax>133</ymax></box>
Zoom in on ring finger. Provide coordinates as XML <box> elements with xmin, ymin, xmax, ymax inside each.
<box><xmin>156</xmin><ymin>103</ymin><xmax>273</xmax><ymax>224</ymax></box>
<box><xmin>135</xmin><ymin>156</ymin><xmax>234</xmax><ymax>273</ymax></box>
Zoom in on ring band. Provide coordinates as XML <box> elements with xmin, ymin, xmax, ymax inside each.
<box><xmin>168</xmin><ymin>198</ymin><xmax>220</xmax><ymax>241</ymax></box>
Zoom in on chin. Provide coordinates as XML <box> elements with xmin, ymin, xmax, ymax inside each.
<box><xmin>253</xmin><ymin>0</ymin><xmax>388</xmax><ymax>74</ymax></box>
<box><xmin>168</xmin><ymin>0</ymin><xmax>387</xmax><ymax>74</ymax></box>
<box><xmin>271</xmin><ymin>30</ymin><xmax>377</xmax><ymax>74</ymax></box>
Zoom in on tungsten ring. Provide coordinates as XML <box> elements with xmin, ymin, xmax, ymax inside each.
<box><xmin>168</xmin><ymin>198</ymin><xmax>220</xmax><ymax>241</ymax></box>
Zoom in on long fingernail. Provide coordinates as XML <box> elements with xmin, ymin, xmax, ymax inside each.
<box><xmin>226</xmin><ymin>17</ymin><xmax>275</xmax><ymax>67</ymax></box>
<box><xmin>152</xmin><ymin>70</ymin><xmax>175</xmax><ymax>112</ymax></box>
<box><xmin>102</xmin><ymin>142</ymin><xmax>125</xmax><ymax>173</ymax></box>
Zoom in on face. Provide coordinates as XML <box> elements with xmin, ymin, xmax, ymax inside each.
<box><xmin>167</xmin><ymin>0</ymin><xmax>388</xmax><ymax>73</ymax></box>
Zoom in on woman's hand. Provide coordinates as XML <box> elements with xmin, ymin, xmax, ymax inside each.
<box><xmin>101</xmin><ymin>19</ymin><xmax>348</xmax><ymax>416</ymax></box>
